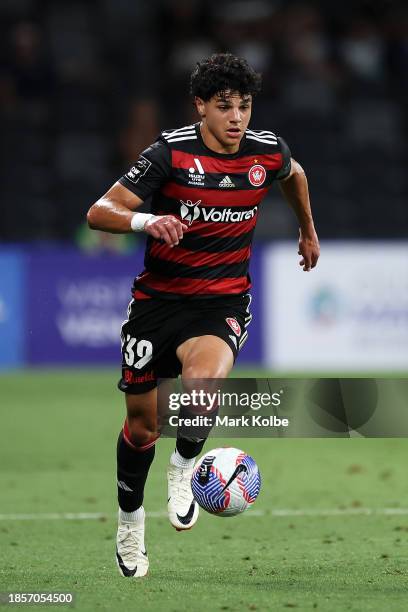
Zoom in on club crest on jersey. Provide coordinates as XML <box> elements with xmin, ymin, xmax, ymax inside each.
<box><xmin>226</xmin><ymin>317</ymin><xmax>241</xmax><ymax>336</ymax></box>
<box><xmin>180</xmin><ymin>199</ymin><xmax>201</xmax><ymax>225</ymax></box>
<box><xmin>248</xmin><ymin>164</ymin><xmax>266</xmax><ymax>187</ymax></box>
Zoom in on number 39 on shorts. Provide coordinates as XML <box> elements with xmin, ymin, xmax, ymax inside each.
<box><xmin>123</xmin><ymin>335</ymin><xmax>153</xmax><ymax>369</ymax></box>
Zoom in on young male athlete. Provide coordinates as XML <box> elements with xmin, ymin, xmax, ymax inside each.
<box><xmin>87</xmin><ymin>53</ymin><xmax>320</xmax><ymax>577</ymax></box>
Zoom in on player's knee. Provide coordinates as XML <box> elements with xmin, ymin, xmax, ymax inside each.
<box><xmin>125</xmin><ymin>391</ymin><xmax>157</xmax><ymax>447</ymax></box>
<box><xmin>126</xmin><ymin>418</ymin><xmax>158</xmax><ymax>448</ymax></box>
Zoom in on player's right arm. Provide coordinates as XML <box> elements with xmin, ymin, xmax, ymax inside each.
<box><xmin>87</xmin><ymin>139</ymin><xmax>187</xmax><ymax>247</ymax></box>
<box><xmin>87</xmin><ymin>183</ymin><xmax>186</xmax><ymax>247</ymax></box>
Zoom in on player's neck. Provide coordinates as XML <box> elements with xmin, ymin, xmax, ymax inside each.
<box><xmin>199</xmin><ymin>122</ymin><xmax>240</xmax><ymax>155</ymax></box>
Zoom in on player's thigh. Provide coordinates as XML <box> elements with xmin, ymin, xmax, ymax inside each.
<box><xmin>176</xmin><ymin>335</ymin><xmax>234</xmax><ymax>379</ymax></box>
<box><xmin>119</xmin><ymin>296</ymin><xmax>183</xmax><ymax>395</ymax></box>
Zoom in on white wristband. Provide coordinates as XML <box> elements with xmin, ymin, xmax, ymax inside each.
<box><xmin>130</xmin><ymin>213</ymin><xmax>155</xmax><ymax>232</ymax></box>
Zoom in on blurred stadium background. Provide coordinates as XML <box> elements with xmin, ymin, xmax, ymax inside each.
<box><xmin>0</xmin><ymin>0</ymin><xmax>407</xmax><ymax>371</ymax></box>
<box><xmin>1</xmin><ymin>3</ymin><xmax>408</xmax><ymax>609</ymax></box>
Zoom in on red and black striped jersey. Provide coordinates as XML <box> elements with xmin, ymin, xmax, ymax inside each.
<box><xmin>119</xmin><ymin>122</ymin><xmax>291</xmax><ymax>299</ymax></box>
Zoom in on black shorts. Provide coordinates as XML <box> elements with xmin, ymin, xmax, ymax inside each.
<box><xmin>118</xmin><ymin>293</ymin><xmax>252</xmax><ymax>394</ymax></box>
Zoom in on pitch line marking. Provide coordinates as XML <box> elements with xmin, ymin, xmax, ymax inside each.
<box><xmin>0</xmin><ymin>508</ymin><xmax>408</xmax><ymax>521</ymax></box>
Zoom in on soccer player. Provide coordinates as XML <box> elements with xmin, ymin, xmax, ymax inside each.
<box><xmin>87</xmin><ymin>53</ymin><xmax>319</xmax><ymax>577</ymax></box>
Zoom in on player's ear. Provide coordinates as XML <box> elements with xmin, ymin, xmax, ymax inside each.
<box><xmin>194</xmin><ymin>96</ymin><xmax>206</xmax><ymax>118</ymax></box>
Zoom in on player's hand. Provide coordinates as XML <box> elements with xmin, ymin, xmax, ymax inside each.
<box><xmin>298</xmin><ymin>229</ymin><xmax>320</xmax><ymax>271</ymax></box>
<box><xmin>144</xmin><ymin>215</ymin><xmax>188</xmax><ymax>247</ymax></box>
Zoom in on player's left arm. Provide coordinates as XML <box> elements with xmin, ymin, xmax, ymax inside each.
<box><xmin>278</xmin><ymin>157</ymin><xmax>320</xmax><ymax>271</ymax></box>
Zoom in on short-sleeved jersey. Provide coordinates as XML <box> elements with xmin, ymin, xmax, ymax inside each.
<box><xmin>119</xmin><ymin>122</ymin><xmax>291</xmax><ymax>299</ymax></box>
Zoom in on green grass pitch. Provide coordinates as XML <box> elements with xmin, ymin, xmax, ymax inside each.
<box><xmin>0</xmin><ymin>369</ymin><xmax>407</xmax><ymax>611</ymax></box>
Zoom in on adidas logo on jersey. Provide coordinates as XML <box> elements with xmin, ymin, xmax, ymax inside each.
<box><xmin>219</xmin><ymin>175</ymin><xmax>235</xmax><ymax>188</ymax></box>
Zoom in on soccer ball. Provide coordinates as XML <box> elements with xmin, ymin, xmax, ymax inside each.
<box><xmin>191</xmin><ymin>447</ymin><xmax>261</xmax><ymax>517</ymax></box>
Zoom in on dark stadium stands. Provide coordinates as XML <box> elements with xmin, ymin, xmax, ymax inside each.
<box><xmin>0</xmin><ymin>0</ymin><xmax>407</xmax><ymax>241</ymax></box>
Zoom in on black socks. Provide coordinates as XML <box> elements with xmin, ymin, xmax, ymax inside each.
<box><xmin>176</xmin><ymin>436</ymin><xmax>206</xmax><ymax>460</ymax></box>
<box><xmin>116</xmin><ymin>431</ymin><xmax>155</xmax><ymax>512</ymax></box>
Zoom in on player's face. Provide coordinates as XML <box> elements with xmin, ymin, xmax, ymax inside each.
<box><xmin>196</xmin><ymin>92</ymin><xmax>252</xmax><ymax>154</ymax></box>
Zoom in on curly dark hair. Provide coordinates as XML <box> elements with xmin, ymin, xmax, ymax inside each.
<box><xmin>190</xmin><ymin>53</ymin><xmax>262</xmax><ymax>101</ymax></box>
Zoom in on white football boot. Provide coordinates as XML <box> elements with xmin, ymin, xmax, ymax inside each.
<box><xmin>115</xmin><ymin>508</ymin><xmax>149</xmax><ymax>577</ymax></box>
<box><xmin>167</xmin><ymin>464</ymin><xmax>199</xmax><ymax>530</ymax></box>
